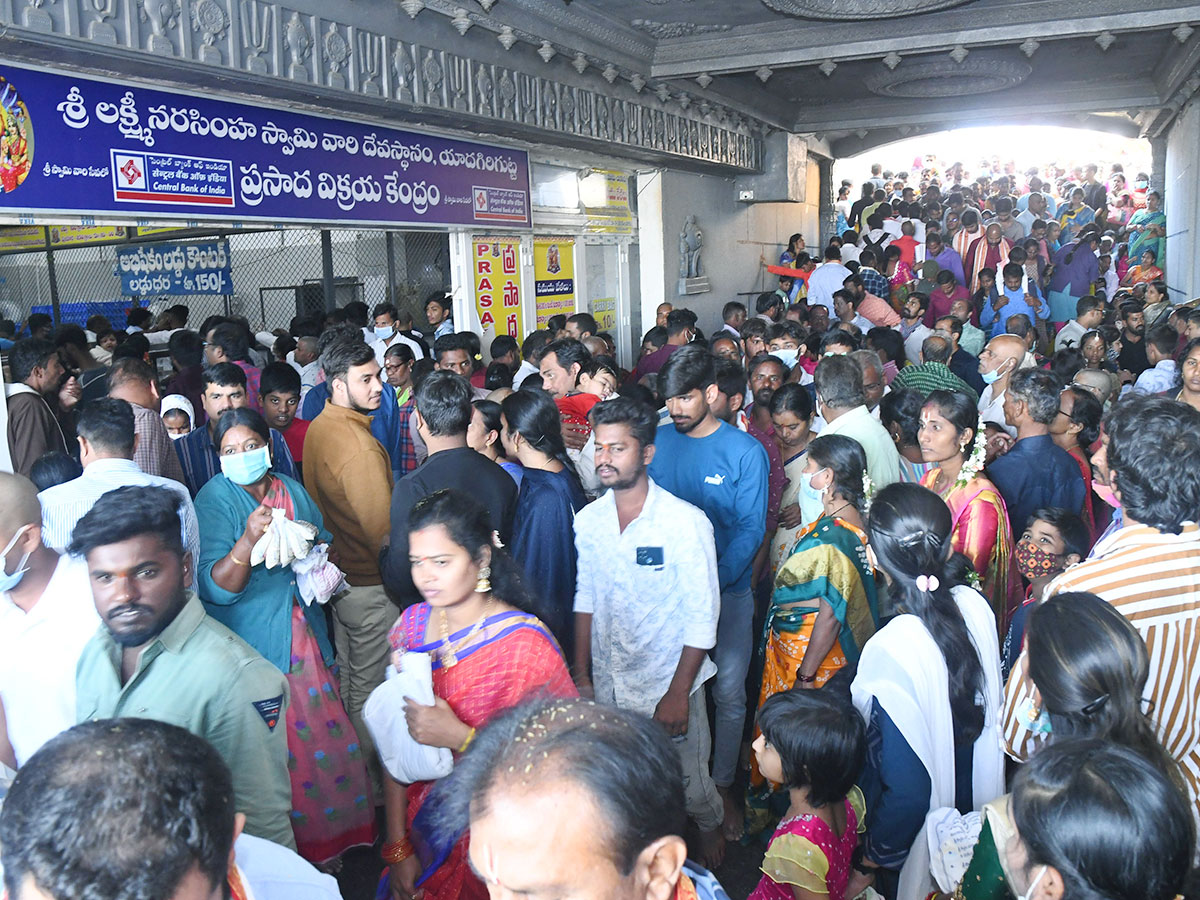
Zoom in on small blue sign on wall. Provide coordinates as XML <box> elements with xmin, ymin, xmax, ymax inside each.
<box><xmin>115</xmin><ymin>240</ymin><xmax>233</xmax><ymax>296</ymax></box>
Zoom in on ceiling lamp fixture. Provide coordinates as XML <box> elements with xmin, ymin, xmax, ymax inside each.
<box><xmin>497</xmin><ymin>24</ymin><xmax>516</xmax><ymax>49</ymax></box>
<box><xmin>400</xmin><ymin>0</ymin><xmax>423</xmax><ymax>18</ymax></box>
<box><xmin>755</xmin><ymin>65</ymin><xmax>773</xmax><ymax>82</ymax></box>
<box><xmin>450</xmin><ymin>7</ymin><xmax>471</xmax><ymax>35</ymax></box>
<box><xmin>478</xmin><ymin>0</ymin><xmax>495</xmax><ymax>9</ymax></box>
<box><xmin>572</xmin><ymin>52</ymin><xmax>588</xmax><ymax>73</ymax></box>
<box><xmin>537</xmin><ymin>40</ymin><xmax>556</xmax><ymax>62</ymax></box>
<box><xmin>1019</xmin><ymin>37</ymin><xmax>1039</xmax><ymax>57</ymax></box>
<box><xmin>1095</xmin><ymin>30</ymin><xmax>1116</xmax><ymax>51</ymax></box>
<box><xmin>818</xmin><ymin>59</ymin><xmax>836</xmax><ymax>77</ymax></box>
<box><xmin>882</xmin><ymin>51</ymin><xmax>901</xmax><ymax>70</ymax></box>
<box><xmin>602</xmin><ymin>63</ymin><xmax>619</xmax><ymax>83</ymax></box>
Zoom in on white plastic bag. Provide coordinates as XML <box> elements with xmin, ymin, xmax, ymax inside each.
<box><xmin>926</xmin><ymin>807</ymin><xmax>983</xmax><ymax>893</ymax></box>
<box><xmin>292</xmin><ymin>543</ymin><xmax>346</xmax><ymax>606</ymax></box>
<box><xmin>363</xmin><ymin>652</ymin><xmax>454</xmax><ymax>784</ymax></box>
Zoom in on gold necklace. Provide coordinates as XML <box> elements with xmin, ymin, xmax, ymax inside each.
<box><xmin>438</xmin><ymin>599</ymin><xmax>493</xmax><ymax>668</ymax></box>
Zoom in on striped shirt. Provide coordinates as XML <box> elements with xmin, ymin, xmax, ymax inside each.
<box><xmin>1001</xmin><ymin>522</ymin><xmax>1200</xmax><ymax>824</ymax></box>
<box><xmin>38</xmin><ymin>457</ymin><xmax>201</xmax><ymax>563</ymax></box>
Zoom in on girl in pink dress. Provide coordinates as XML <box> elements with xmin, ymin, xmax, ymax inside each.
<box><xmin>749</xmin><ymin>690</ymin><xmax>866</xmax><ymax>900</ymax></box>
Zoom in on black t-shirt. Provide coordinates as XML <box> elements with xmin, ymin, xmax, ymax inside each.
<box><xmin>1118</xmin><ymin>332</ymin><xmax>1150</xmax><ymax>377</ymax></box>
<box><xmin>379</xmin><ymin>445</ymin><xmax>518</xmax><ymax>603</ymax></box>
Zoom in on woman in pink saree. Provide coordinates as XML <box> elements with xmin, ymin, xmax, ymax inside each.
<box><xmin>918</xmin><ymin>391</ymin><xmax>1019</xmax><ymax>633</ymax></box>
<box><xmin>379</xmin><ymin>490</ymin><xmax>575</xmax><ymax>900</ymax></box>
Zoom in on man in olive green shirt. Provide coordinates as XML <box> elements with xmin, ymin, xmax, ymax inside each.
<box><xmin>70</xmin><ymin>485</ymin><xmax>295</xmax><ymax>850</ymax></box>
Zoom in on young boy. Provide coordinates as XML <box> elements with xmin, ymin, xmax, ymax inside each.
<box><xmin>1002</xmin><ymin>507</ymin><xmax>1090</xmax><ymax>677</ymax></box>
<box><xmin>259</xmin><ymin>362</ymin><xmax>309</xmax><ymax>480</ymax></box>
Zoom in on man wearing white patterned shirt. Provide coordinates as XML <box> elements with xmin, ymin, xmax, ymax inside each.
<box><xmin>1001</xmin><ymin>397</ymin><xmax>1200</xmax><ymax>831</ymax></box>
<box><xmin>38</xmin><ymin>398</ymin><xmax>199</xmax><ymax>564</ymax></box>
<box><xmin>572</xmin><ymin>396</ymin><xmax>725</xmax><ymax>867</ymax></box>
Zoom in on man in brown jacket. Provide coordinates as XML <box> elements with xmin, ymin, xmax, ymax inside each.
<box><xmin>302</xmin><ymin>336</ymin><xmax>392</xmax><ymax>796</ymax></box>
<box><xmin>5</xmin><ymin>338</ymin><xmax>69</xmax><ymax>477</ymax></box>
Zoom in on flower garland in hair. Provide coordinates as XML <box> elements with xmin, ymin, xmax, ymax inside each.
<box><xmin>861</xmin><ymin>471</ymin><xmax>877</xmax><ymax>517</ymax></box>
<box><xmin>954</xmin><ymin>414</ymin><xmax>988</xmax><ymax>491</ymax></box>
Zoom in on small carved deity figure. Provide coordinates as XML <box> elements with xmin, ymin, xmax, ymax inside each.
<box><xmin>680</xmin><ymin>215</ymin><xmax>703</xmax><ymax>279</ymax></box>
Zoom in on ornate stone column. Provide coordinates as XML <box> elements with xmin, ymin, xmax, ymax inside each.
<box><xmin>1150</xmin><ymin>135</ymin><xmax>1167</xmax><ymax>197</ymax></box>
<box><xmin>817</xmin><ymin>155</ymin><xmax>836</xmax><ymax>248</ymax></box>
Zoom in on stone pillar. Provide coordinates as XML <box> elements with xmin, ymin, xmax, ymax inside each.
<box><xmin>817</xmin><ymin>155</ymin><xmax>836</xmax><ymax>248</ymax></box>
<box><xmin>1151</xmin><ymin>135</ymin><xmax>1167</xmax><ymax>196</ymax></box>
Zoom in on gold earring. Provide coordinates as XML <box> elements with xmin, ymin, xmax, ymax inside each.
<box><xmin>475</xmin><ymin>565</ymin><xmax>492</xmax><ymax>594</ymax></box>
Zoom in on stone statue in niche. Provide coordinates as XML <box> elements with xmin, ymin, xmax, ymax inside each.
<box><xmin>677</xmin><ymin>215</ymin><xmax>710</xmax><ymax>296</ymax></box>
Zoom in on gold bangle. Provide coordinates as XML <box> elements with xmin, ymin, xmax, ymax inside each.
<box><xmin>229</xmin><ymin>551</ymin><xmax>249</xmax><ymax>567</ymax></box>
<box><xmin>381</xmin><ymin>837</ymin><xmax>414</xmax><ymax>864</ymax></box>
<box><xmin>457</xmin><ymin>727</ymin><xmax>477</xmax><ymax>754</ymax></box>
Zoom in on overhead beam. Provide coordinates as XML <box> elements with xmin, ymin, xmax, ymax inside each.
<box><xmin>792</xmin><ymin>78</ymin><xmax>1160</xmax><ymax>132</ymax></box>
<box><xmin>651</xmin><ymin>0</ymin><xmax>1200</xmax><ymax>77</ymax></box>
<box><xmin>829</xmin><ymin>113</ymin><xmax>1144</xmax><ymax>158</ymax></box>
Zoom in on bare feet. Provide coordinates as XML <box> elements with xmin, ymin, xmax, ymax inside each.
<box><xmin>699</xmin><ymin>827</ymin><xmax>726</xmax><ymax>870</ymax></box>
<box><xmin>717</xmin><ymin>785</ymin><xmax>744</xmax><ymax>842</ymax></box>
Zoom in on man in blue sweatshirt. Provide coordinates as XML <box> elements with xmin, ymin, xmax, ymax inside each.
<box><xmin>648</xmin><ymin>344</ymin><xmax>768</xmax><ymax>839</ymax></box>
<box><xmin>981</xmin><ymin>262</ymin><xmax>1044</xmax><ymax>338</ymax></box>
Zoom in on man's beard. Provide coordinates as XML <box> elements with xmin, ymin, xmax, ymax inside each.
<box><xmin>107</xmin><ymin>587</ymin><xmax>188</xmax><ymax>647</ymax></box>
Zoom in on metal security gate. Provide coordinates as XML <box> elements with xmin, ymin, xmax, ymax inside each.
<box><xmin>0</xmin><ymin>227</ymin><xmax>450</xmax><ymax>332</ymax></box>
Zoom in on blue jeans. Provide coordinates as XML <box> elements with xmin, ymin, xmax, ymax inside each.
<box><xmin>710</xmin><ymin>586</ymin><xmax>754</xmax><ymax>788</ymax></box>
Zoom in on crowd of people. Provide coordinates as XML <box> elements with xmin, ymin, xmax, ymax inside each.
<box><xmin>1</xmin><ymin>157</ymin><xmax>1199</xmax><ymax>900</ymax></box>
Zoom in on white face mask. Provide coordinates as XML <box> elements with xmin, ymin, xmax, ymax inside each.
<box><xmin>1016</xmin><ymin>865</ymin><xmax>1046</xmax><ymax>900</ymax></box>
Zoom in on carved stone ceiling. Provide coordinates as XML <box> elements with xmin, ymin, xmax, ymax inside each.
<box><xmin>503</xmin><ymin>0</ymin><xmax>1200</xmax><ymax>152</ymax></box>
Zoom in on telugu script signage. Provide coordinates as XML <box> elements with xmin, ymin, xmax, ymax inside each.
<box><xmin>0</xmin><ymin>65</ymin><xmax>532</xmax><ymax>230</ymax></box>
<box><xmin>473</xmin><ymin>238</ymin><xmax>523</xmax><ymax>346</ymax></box>
<box><xmin>533</xmin><ymin>237</ymin><xmax>576</xmax><ymax>327</ymax></box>
<box><xmin>115</xmin><ymin>240</ymin><xmax>233</xmax><ymax>296</ymax></box>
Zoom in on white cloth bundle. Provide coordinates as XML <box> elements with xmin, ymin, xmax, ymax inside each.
<box><xmin>363</xmin><ymin>652</ymin><xmax>454</xmax><ymax>784</ymax></box>
<box><xmin>292</xmin><ymin>543</ymin><xmax>346</xmax><ymax>606</ymax></box>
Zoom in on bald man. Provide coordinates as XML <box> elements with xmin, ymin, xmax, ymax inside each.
<box><xmin>965</xmin><ymin>223</ymin><xmax>1013</xmax><ymax>294</ymax></box>
<box><xmin>1072</xmin><ymin>367</ymin><xmax>1117</xmax><ymax>409</ymax></box>
<box><xmin>0</xmin><ymin>472</ymin><xmax>99</xmax><ymax>768</ymax></box>
<box><xmin>977</xmin><ymin>334</ymin><xmax>1026</xmax><ymax>438</ymax></box>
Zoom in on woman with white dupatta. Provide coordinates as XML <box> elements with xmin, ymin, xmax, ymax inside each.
<box><xmin>847</xmin><ymin>483</ymin><xmax>1005</xmax><ymax>900</ymax></box>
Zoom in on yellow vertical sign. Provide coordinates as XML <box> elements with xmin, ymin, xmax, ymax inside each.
<box><xmin>473</xmin><ymin>238</ymin><xmax>523</xmax><ymax>345</ymax></box>
<box><xmin>534</xmin><ymin>237</ymin><xmax>576</xmax><ymax>327</ymax></box>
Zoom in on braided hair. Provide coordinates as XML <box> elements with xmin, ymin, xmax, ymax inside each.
<box><xmin>867</xmin><ymin>482</ymin><xmax>986</xmax><ymax>745</ymax></box>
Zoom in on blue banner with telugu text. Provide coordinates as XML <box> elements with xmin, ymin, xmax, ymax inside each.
<box><xmin>115</xmin><ymin>240</ymin><xmax>233</xmax><ymax>296</ymax></box>
<box><xmin>0</xmin><ymin>64</ymin><xmax>531</xmax><ymax>229</ymax></box>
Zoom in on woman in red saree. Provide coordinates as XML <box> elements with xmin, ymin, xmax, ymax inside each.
<box><xmin>918</xmin><ymin>391</ymin><xmax>1020</xmax><ymax>634</ymax></box>
<box><xmin>380</xmin><ymin>489</ymin><xmax>576</xmax><ymax>900</ymax></box>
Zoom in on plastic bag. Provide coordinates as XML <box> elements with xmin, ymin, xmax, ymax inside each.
<box><xmin>292</xmin><ymin>543</ymin><xmax>346</xmax><ymax>606</ymax></box>
<box><xmin>363</xmin><ymin>652</ymin><xmax>454</xmax><ymax>784</ymax></box>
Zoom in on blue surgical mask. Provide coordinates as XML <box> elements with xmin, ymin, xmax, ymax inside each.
<box><xmin>1018</xmin><ymin>697</ymin><xmax>1053</xmax><ymax>736</ymax></box>
<box><xmin>220</xmin><ymin>445</ymin><xmax>271</xmax><ymax>485</ymax></box>
<box><xmin>373</xmin><ymin>325</ymin><xmax>395</xmax><ymax>340</ymax></box>
<box><xmin>798</xmin><ymin>468</ymin><xmax>828</xmax><ymax>526</ymax></box>
<box><xmin>772</xmin><ymin>348</ymin><xmax>799</xmax><ymax>370</ymax></box>
<box><xmin>981</xmin><ymin>359</ymin><xmax>1011</xmax><ymax>385</ymax></box>
<box><xmin>0</xmin><ymin>525</ymin><xmax>33</xmax><ymax>593</ymax></box>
